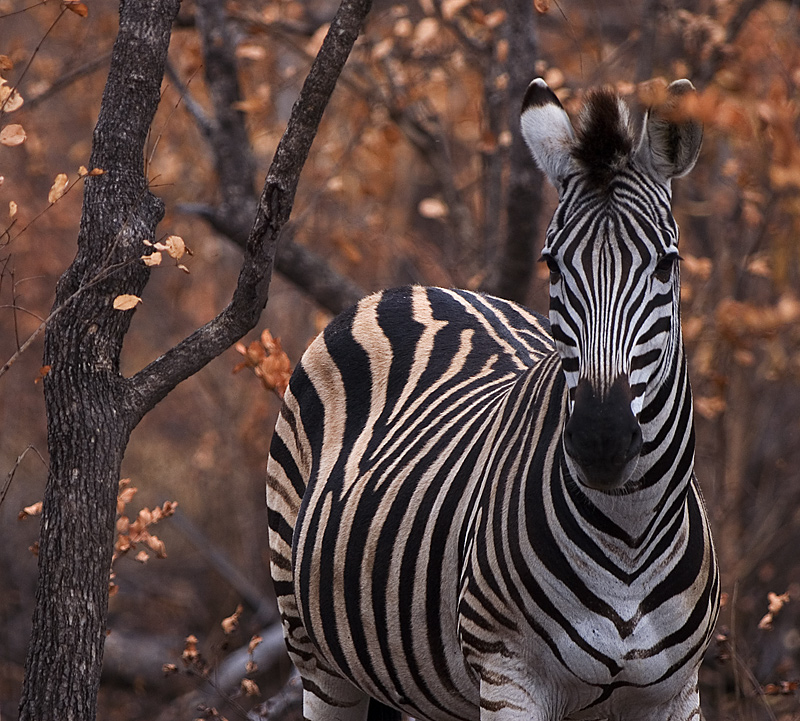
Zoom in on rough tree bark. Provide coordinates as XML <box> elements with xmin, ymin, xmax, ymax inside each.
<box><xmin>19</xmin><ymin>0</ymin><xmax>372</xmax><ymax>718</ymax></box>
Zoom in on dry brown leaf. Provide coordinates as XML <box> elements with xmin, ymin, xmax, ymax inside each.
<box><xmin>19</xmin><ymin>501</ymin><xmax>43</xmax><ymax>519</ymax></box>
<box><xmin>145</xmin><ymin>534</ymin><xmax>166</xmax><ymax>558</ymax></box>
<box><xmin>0</xmin><ymin>56</ymin><xmax>13</xmax><ymax>71</ymax></box>
<box><xmin>141</xmin><ymin>251</ymin><xmax>162</xmax><ymax>267</ymax></box>
<box><xmin>221</xmin><ymin>604</ymin><xmax>243</xmax><ymax>635</ymax></box>
<box><xmin>113</xmin><ymin>294</ymin><xmax>142</xmax><ymax>311</ymax></box>
<box><xmin>63</xmin><ymin>1</ymin><xmax>89</xmax><ymax>16</ymax></box>
<box><xmin>440</xmin><ymin>0</ymin><xmax>470</xmax><ymax>20</ymax></box>
<box><xmin>484</xmin><ymin>9</ymin><xmax>506</xmax><ymax>27</ymax></box>
<box><xmin>134</xmin><ymin>550</ymin><xmax>150</xmax><ymax>563</ymax></box>
<box><xmin>182</xmin><ymin>635</ymin><xmax>199</xmax><ymax>663</ymax></box>
<box><xmin>418</xmin><ymin>197</ymin><xmax>448</xmax><ymax>219</ymax></box>
<box><xmin>240</xmin><ymin>678</ymin><xmax>260</xmax><ymax>697</ymax></box>
<box><xmin>534</xmin><ymin>0</ymin><xmax>550</xmax><ymax>11</ymax></box>
<box><xmin>767</xmin><ymin>591</ymin><xmax>790</xmax><ymax>614</ymax></box>
<box><xmin>48</xmin><ymin>173</ymin><xmax>69</xmax><ymax>203</ymax></box>
<box><xmin>248</xmin><ymin>634</ymin><xmax>263</xmax><ymax>653</ymax></box>
<box><xmin>88</xmin><ymin>167</ymin><xmax>104</xmax><ymax>176</ymax></box>
<box><xmin>413</xmin><ymin>17</ymin><xmax>439</xmax><ymax>46</ymax></box>
<box><xmin>34</xmin><ymin>365</ymin><xmax>51</xmax><ymax>384</ymax></box>
<box><xmin>177</xmin><ymin>264</ymin><xmax>190</xmax><ymax>274</ymax></box>
<box><xmin>116</xmin><ymin>516</ymin><xmax>130</xmax><ymax>534</ymax></box>
<box><xmin>163</xmin><ymin>234</ymin><xmax>186</xmax><ymax>259</ymax></box>
<box><xmin>0</xmin><ymin>85</ymin><xmax>24</xmax><ymax>112</ymax></box>
<box><xmin>694</xmin><ymin>396</ymin><xmax>726</xmax><ymax>420</ymax></box>
<box><xmin>8</xmin><ymin>200</ymin><xmax>17</xmax><ymax>218</ymax></box>
<box><xmin>0</xmin><ymin>124</ymin><xmax>26</xmax><ymax>146</ymax></box>
<box><xmin>235</xmin><ymin>44</ymin><xmax>267</xmax><ymax>61</ymax></box>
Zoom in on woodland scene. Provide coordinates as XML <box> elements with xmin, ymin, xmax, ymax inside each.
<box><xmin>1</xmin><ymin>0</ymin><xmax>800</xmax><ymax>719</ymax></box>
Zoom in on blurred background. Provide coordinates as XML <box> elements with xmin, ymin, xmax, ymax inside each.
<box><xmin>1</xmin><ymin>0</ymin><xmax>800</xmax><ymax>718</ymax></box>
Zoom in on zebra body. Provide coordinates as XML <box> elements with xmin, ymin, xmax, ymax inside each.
<box><xmin>268</xmin><ymin>80</ymin><xmax>719</xmax><ymax>721</ymax></box>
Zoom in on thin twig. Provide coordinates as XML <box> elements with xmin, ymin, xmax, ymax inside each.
<box><xmin>10</xmin><ymin>265</ymin><xmax>20</xmax><ymax>349</ymax></box>
<box><xmin>0</xmin><ymin>1</ymin><xmax>48</xmax><ymax>19</ymax></box>
<box><xmin>164</xmin><ymin>61</ymin><xmax>213</xmax><ymax>137</ymax></box>
<box><xmin>24</xmin><ymin>51</ymin><xmax>113</xmax><ymax>110</ymax></box>
<box><xmin>0</xmin><ymin>6</ymin><xmax>68</xmax><ymax>114</ymax></box>
<box><xmin>0</xmin><ymin>445</ymin><xmax>47</xmax><ymax>510</ymax></box>
<box><xmin>0</xmin><ymin>304</ymin><xmax>45</xmax><ymax>323</ymax></box>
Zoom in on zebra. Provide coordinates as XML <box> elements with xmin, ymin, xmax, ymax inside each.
<box><xmin>267</xmin><ymin>78</ymin><xmax>720</xmax><ymax>721</ymax></box>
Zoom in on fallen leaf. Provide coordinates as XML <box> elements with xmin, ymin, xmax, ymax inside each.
<box><xmin>534</xmin><ymin>0</ymin><xmax>550</xmax><ymax>11</ymax></box>
<box><xmin>113</xmin><ymin>294</ymin><xmax>142</xmax><ymax>311</ymax></box>
<box><xmin>48</xmin><ymin>173</ymin><xmax>69</xmax><ymax>203</ymax></box>
<box><xmin>0</xmin><ymin>124</ymin><xmax>26</xmax><ymax>146</ymax></box>
<box><xmin>9</xmin><ymin>200</ymin><xmax>17</xmax><ymax>218</ymax></box>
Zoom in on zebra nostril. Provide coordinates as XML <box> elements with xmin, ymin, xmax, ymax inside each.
<box><xmin>626</xmin><ymin>425</ymin><xmax>643</xmax><ymax>462</ymax></box>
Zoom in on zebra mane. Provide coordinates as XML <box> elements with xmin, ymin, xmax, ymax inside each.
<box><xmin>572</xmin><ymin>88</ymin><xmax>634</xmax><ymax>189</ymax></box>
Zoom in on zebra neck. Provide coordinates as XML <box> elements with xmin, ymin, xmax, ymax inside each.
<box><xmin>562</xmin><ymin>346</ymin><xmax>695</xmax><ymax>546</ymax></box>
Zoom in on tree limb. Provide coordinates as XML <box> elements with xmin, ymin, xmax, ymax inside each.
<box><xmin>126</xmin><ymin>0</ymin><xmax>373</xmax><ymax>421</ymax></box>
<box><xmin>176</xmin><ymin>0</ymin><xmax>366</xmax><ymax>315</ymax></box>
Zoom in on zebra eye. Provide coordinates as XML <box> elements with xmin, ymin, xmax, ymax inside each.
<box><xmin>540</xmin><ymin>254</ymin><xmax>561</xmax><ymax>284</ymax></box>
<box><xmin>654</xmin><ymin>254</ymin><xmax>679</xmax><ymax>283</ymax></box>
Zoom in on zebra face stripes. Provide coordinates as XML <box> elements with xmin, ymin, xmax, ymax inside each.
<box><xmin>267</xmin><ymin>79</ymin><xmax>718</xmax><ymax>721</ymax></box>
<box><xmin>521</xmin><ymin>79</ymin><xmax>702</xmax><ymax>491</ymax></box>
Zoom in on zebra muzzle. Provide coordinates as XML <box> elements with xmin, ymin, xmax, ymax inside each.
<box><xmin>564</xmin><ymin>376</ymin><xmax>643</xmax><ymax>490</ymax></box>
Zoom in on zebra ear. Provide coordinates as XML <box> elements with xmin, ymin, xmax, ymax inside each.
<box><xmin>636</xmin><ymin>79</ymin><xmax>703</xmax><ymax>182</ymax></box>
<box><xmin>520</xmin><ymin>78</ymin><xmax>576</xmax><ymax>190</ymax></box>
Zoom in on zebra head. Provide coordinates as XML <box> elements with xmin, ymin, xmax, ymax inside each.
<box><xmin>520</xmin><ymin>79</ymin><xmax>702</xmax><ymax>491</ymax></box>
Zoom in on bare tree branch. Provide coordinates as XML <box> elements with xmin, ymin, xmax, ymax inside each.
<box><xmin>126</xmin><ymin>0</ymin><xmax>373</xmax><ymax>421</ymax></box>
<box><xmin>175</xmin><ymin>0</ymin><xmax>366</xmax><ymax>315</ymax></box>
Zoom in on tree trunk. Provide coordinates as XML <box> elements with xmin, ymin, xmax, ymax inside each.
<box><xmin>19</xmin><ymin>1</ymin><xmax>180</xmax><ymax>718</ymax></box>
<box><xmin>480</xmin><ymin>0</ymin><xmax>541</xmax><ymax>304</ymax></box>
<box><xmin>19</xmin><ymin>0</ymin><xmax>372</xmax><ymax>717</ymax></box>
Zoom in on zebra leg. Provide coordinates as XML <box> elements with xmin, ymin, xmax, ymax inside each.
<box><xmin>300</xmin><ymin>669</ymin><xmax>372</xmax><ymax>721</ymax></box>
<box><xmin>477</xmin><ymin>674</ymin><xmax>557</xmax><ymax>721</ymax></box>
<box><xmin>617</xmin><ymin>681</ymin><xmax>703</xmax><ymax>721</ymax></box>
